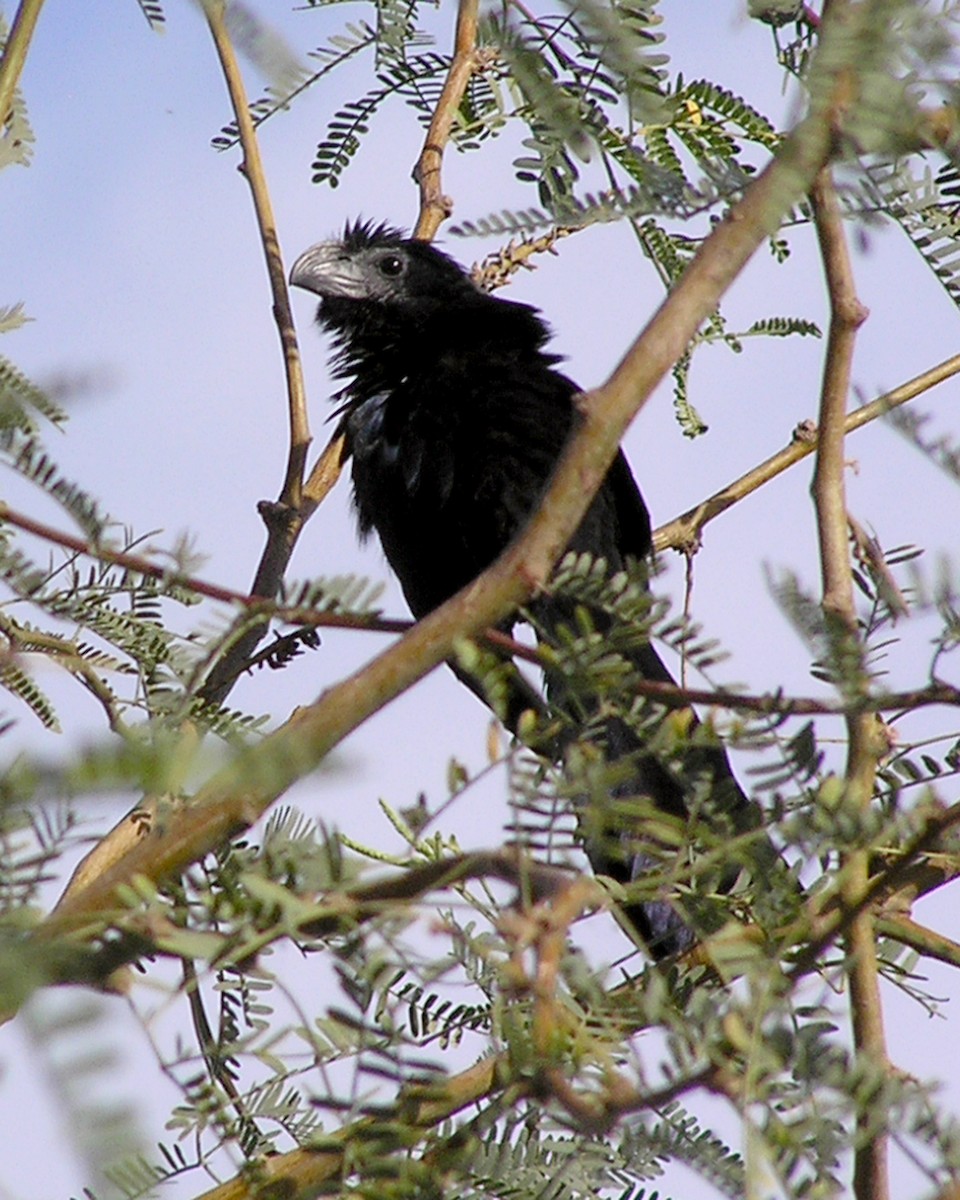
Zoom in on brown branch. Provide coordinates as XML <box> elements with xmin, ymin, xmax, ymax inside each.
<box><xmin>204</xmin><ymin>0</ymin><xmax>309</xmax><ymax>513</ymax></box>
<box><xmin>0</xmin><ymin>499</ymin><xmax>258</xmax><ymax>606</ymax></box>
<box><xmin>199</xmin><ymin>1</ymin><xmax>325</xmax><ymax>705</ymax></box>
<box><xmin>412</xmin><ymin>0</ymin><xmax>480</xmax><ymax>239</ymax></box>
<box><xmin>548</xmin><ymin>677</ymin><xmax>960</xmax><ymax>718</ymax></box>
<box><xmin>190</xmin><ymin>1052</ymin><xmax>503</xmax><ymax>1200</ymax></box>
<box><xmin>811</xmin><ymin>174</ymin><xmax>867</xmax><ymax>631</ymax></box>
<box><xmin>0</xmin><ymin>0</ymin><xmax>45</xmax><ymax>129</ymax></box>
<box><xmin>875</xmin><ymin>915</ymin><xmax>960</xmax><ymax>970</ymax></box>
<box><xmin>653</xmin><ymin>352</ymin><xmax>960</xmax><ymax>554</ymax></box>
<box><xmin>788</xmin><ymin>799</ymin><xmax>960</xmax><ymax>981</ymax></box>
<box><xmin>301</xmin><ymin>425</ymin><xmax>348</xmax><ymax>512</ymax></box>
<box><xmin>810</xmin><ymin>164</ymin><xmax>888</xmax><ymax>1200</ymax></box>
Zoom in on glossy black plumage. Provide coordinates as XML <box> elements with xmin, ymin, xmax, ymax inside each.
<box><xmin>290</xmin><ymin>221</ymin><xmax>764</xmax><ymax>957</ymax></box>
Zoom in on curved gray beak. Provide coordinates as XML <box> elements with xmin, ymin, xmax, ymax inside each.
<box><xmin>289</xmin><ymin>242</ymin><xmax>368</xmax><ymax>300</ymax></box>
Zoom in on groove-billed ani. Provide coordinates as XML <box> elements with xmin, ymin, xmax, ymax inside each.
<box><xmin>290</xmin><ymin>220</ymin><xmax>770</xmax><ymax>957</ymax></box>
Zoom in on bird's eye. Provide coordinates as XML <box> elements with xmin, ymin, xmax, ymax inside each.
<box><xmin>377</xmin><ymin>254</ymin><xmax>405</xmax><ymax>277</ymax></box>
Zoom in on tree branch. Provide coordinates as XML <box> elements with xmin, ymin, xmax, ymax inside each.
<box><xmin>199</xmin><ymin>1</ymin><xmax>324</xmax><ymax>705</ymax></box>
<box><xmin>810</xmin><ymin>164</ymin><xmax>888</xmax><ymax>1200</ymax></box>
<box><xmin>204</xmin><ymin>0</ymin><xmax>309</xmax><ymax>513</ymax></box>
<box><xmin>412</xmin><ymin>0</ymin><xmax>480</xmax><ymax>239</ymax></box>
<box><xmin>653</xmin><ymin>352</ymin><xmax>960</xmax><ymax>554</ymax></box>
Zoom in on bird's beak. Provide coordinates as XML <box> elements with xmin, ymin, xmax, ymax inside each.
<box><xmin>289</xmin><ymin>242</ymin><xmax>368</xmax><ymax>300</ymax></box>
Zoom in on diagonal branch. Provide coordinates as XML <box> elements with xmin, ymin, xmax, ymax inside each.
<box><xmin>653</xmin><ymin>352</ymin><xmax>960</xmax><ymax>554</ymax></box>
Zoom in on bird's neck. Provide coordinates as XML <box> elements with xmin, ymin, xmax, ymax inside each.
<box><xmin>329</xmin><ymin>294</ymin><xmax>556</xmax><ymax>399</ymax></box>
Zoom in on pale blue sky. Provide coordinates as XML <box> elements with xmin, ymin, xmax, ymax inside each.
<box><xmin>2</xmin><ymin>2</ymin><xmax>959</xmax><ymax>1196</ymax></box>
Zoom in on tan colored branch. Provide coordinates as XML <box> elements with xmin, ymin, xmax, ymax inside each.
<box><xmin>412</xmin><ymin>0</ymin><xmax>480</xmax><ymax>239</ymax></box>
<box><xmin>193</xmin><ymin>1052</ymin><xmax>504</xmax><ymax>1200</ymax></box>
<box><xmin>811</xmin><ymin>173</ymin><xmax>867</xmax><ymax>629</ymax></box>
<box><xmin>875</xmin><ymin>915</ymin><xmax>960</xmax><ymax>970</ymax></box>
<box><xmin>199</xmin><ymin>1</ymin><xmax>324</xmax><ymax>704</ymax></box>
<box><xmin>204</xmin><ymin>0</ymin><xmax>309</xmax><ymax>512</ymax></box>
<box><xmin>653</xmin><ymin>352</ymin><xmax>960</xmax><ymax>554</ymax></box>
<box><xmin>810</xmin><ymin>165</ymin><xmax>888</xmax><ymax>1200</ymax></box>
<box><xmin>301</xmin><ymin>426</ymin><xmax>348</xmax><ymax>512</ymax></box>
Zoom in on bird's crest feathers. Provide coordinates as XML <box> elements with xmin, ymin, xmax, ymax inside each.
<box><xmin>340</xmin><ymin>218</ymin><xmax>407</xmax><ymax>253</ymax></box>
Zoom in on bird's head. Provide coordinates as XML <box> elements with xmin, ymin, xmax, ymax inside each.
<box><xmin>289</xmin><ymin>220</ymin><xmax>477</xmax><ymax>337</ymax></box>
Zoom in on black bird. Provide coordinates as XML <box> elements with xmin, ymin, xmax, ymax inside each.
<box><xmin>290</xmin><ymin>220</ymin><xmax>770</xmax><ymax>957</ymax></box>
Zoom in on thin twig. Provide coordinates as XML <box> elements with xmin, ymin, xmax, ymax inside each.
<box><xmin>200</xmin><ymin>1</ymin><xmax>323</xmax><ymax>705</ymax></box>
<box><xmin>204</xmin><ymin>0</ymin><xmax>309</xmax><ymax>511</ymax></box>
<box><xmin>412</xmin><ymin>0</ymin><xmax>480</xmax><ymax>239</ymax></box>
<box><xmin>653</xmin><ymin>352</ymin><xmax>960</xmax><ymax>554</ymax></box>
<box><xmin>544</xmin><ymin>677</ymin><xmax>960</xmax><ymax>717</ymax></box>
<box><xmin>0</xmin><ymin>499</ymin><xmax>257</xmax><ymax>606</ymax></box>
<box><xmin>810</xmin><ymin>164</ymin><xmax>889</xmax><ymax>1200</ymax></box>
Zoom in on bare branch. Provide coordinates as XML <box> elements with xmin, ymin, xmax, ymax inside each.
<box><xmin>204</xmin><ymin>0</ymin><xmax>309</xmax><ymax>512</ymax></box>
<box><xmin>654</xmin><ymin>353</ymin><xmax>960</xmax><ymax>554</ymax></box>
<box><xmin>199</xmin><ymin>1</ymin><xmax>323</xmax><ymax>705</ymax></box>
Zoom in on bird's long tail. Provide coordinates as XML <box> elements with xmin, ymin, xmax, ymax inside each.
<box><xmin>533</xmin><ymin>605</ymin><xmax>782</xmax><ymax>959</ymax></box>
